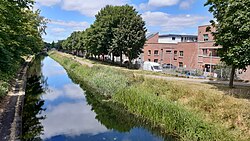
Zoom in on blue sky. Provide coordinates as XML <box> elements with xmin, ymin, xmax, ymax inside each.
<box><xmin>35</xmin><ymin>0</ymin><xmax>213</xmax><ymax>43</ymax></box>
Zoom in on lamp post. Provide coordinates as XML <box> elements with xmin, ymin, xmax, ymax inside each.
<box><xmin>170</xmin><ymin>48</ymin><xmax>172</xmax><ymax>70</ymax></box>
<box><xmin>210</xmin><ymin>50</ymin><xmax>212</xmax><ymax>74</ymax></box>
<box><xmin>160</xmin><ymin>49</ymin><xmax>163</xmax><ymax>64</ymax></box>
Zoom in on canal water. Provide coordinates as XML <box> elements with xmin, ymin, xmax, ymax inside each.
<box><xmin>22</xmin><ymin>56</ymin><xmax>175</xmax><ymax>141</ymax></box>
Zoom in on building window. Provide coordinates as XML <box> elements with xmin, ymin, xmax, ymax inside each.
<box><xmin>154</xmin><ymin>59</ymin><xmax>158</xmax><ymax>63</ymax></box>
<box><xmin>148</xmin><ymin>50</ymin><xmax>151</xmax><ymax>55</ymax></box>
<box><xmin>166</xmin><ymin>50</ymin><xmax>171</xmax><ymax>54</ymax></box>
<box><xmin>154</xmin><ymin>50</ymin><xmax>159</xmax><ymax>55</ymax></box>
<box><xmin>179</xmin><ymin>62</ymin><xmax>183</xmax><ymax>68</ymax></box>
<box><xmin>148</xmin><ymin>59</ymin><xmax>151</xmax><ymax>62</ymax></box>
<box><xmin>203</xmin><ymin>34</ymin><xmax>209</xmax><ymax>41</ymax></box>
<box><xmin>202</xmin><ymin>49</ymin><xmax>208</xmax><ymax>56</ymax></box>
<box><xmin>179</xmin><ymin>51</ymin><xmax>184</xmax><ymax>57</ymax></box>
<box><xmin>174</xmin><ymin>51</ymin><xmax>177</xmax><ymax>60</ymax></box>
<box><xmin>210</xmin><ymin>49</ymin><xmax>219</xmax><ymax>57</ymax></box>
<box><xmin>172</xmin><ymin>37</ymin><xmax>176</xmax><ymax>40</ymax></box>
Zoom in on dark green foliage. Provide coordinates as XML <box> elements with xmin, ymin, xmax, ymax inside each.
<box><xmin>61</xmin><ymin>5</ymin><xmax>146</xmax><ymax>66</ymax></box>
<box><xmin>0</xmin><ymin>0</ymin><xmax>46</xmax><ymax>86</ymax></box>
<box><xmin>205</xmin><ymin>0</ymin><xmax>250</xmax><ymax>87</ymax></box>
<box><xmin>62</xmin><ymin>31</ymin><xmax>85</xmax><ymax>55</ymax></box>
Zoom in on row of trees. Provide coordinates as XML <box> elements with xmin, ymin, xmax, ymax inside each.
<box><xmin>0</xmin><ymin>0</ymin><xmax>46</xmax><ymax>81</ymax></box>
<box><xmin>60</xmin><ymin>5</ymin><xmax>147</xmax><ymax>66</ymax></box>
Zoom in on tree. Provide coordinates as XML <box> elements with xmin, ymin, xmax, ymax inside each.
<box><xmin>205</xmin><ymin>0</ymin><xmax>250</xmax><ymax>87</ymax></box>
<box><xmin>55</xmin><ymin>40</ymin><xmax>64</xmax><ymax>50</ymax></box>
<box><xmin>90</xmin><ymin>5</ymin><xmax>146</xmax><ymax>65</ymax></box>
<box><xmin>112</xmin><ymin>5</ymin><xmax>146</xmax><ymax>67</ymax></box>
<box><xmin>51</xmin><ymin>41</ymin><xmax>55</xmax><ymax>48</ymax></box>
<box><xmin>0</xmin><ymin>0</ymin><xmax>46</xmax><ymax>81</ymax></box>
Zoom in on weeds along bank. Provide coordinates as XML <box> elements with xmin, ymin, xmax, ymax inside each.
<box><xmin>49</xmin><ymin>51</ymin><xmax>250</xmax><ymax>141</ymax></box>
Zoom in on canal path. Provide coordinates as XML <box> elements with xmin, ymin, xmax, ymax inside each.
<box><xmin>22</xmin><ymin>56</ymin><xmax>173</xmax><ymax>141</ymax></box>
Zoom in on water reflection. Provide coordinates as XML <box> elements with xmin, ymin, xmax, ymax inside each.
<box><xmin>22</xmin><ymin>55</ymin><xmax>47</xmax><ymax>141</ymax></box>
<box><xmin>24</xmin><ymin>56</ymin><xmax>176</xmax><ymax>141</ymax></box>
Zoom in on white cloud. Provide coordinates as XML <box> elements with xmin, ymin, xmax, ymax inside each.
<box><xmin>140</xmin><ymin>0</ymin><xmax>180</xmax><ymax>10</ymax></box>
<box><xmin>50</xmin><ymin>20</ymin><xmax>89</xmax><ymax>29</ymax></box>
<box><xmin>61</xmin><ymin>0</ymin><xmax>129</xmax><ymax>17</ymax></box>
<box><xmin>43</xmin><ymin>87</ymin><xmax>63</xmax><ymax>101</ymax></box>
<box><xmin>139</xmin><ymin>0</ymin><xmax>197</xmax><ymax>10</ymax></box>
<box><xmin>41</xmin><ymin>102</ymin><xmax>108</xmax><ymax>139</ymax></box>
<box><xmin>50</xmin><ymin>27</ymin><xmax>66</xmax><ymax>33</ymax></box>
<box><xmin>148</xmin><ymin>0</ymin><xmax>180</xmax><ymax>7</ymax></box>
<box><xmin>179</xmin><ymin>0</ymin><xmax>195</xmax><ymax>9</ymax></box>
<box><xmin>43</xmin><ymin>19</ymin><xmax>90</xmax><ymax>42</ymax></box>
<box><xmin>36</xmin><ymin>0</ymin><xmax>61</xmax><ymax>7</ymax></box>
<box><xmin>43</xmin><ymin>84</ymin><xmax>85</xmax><ymax>101</ymax></box>
<box><xmin>142</xmin><ymin>11</ymin><xmax>206</xmax><ymax>32</ymax></box>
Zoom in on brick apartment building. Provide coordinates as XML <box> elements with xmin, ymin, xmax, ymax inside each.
<box><xmin>143</xmin><ymin>25</ymin><xmax>250</xmax><ymax>80</ymax></box>
<box><xmin>144</xmin><ymin>25</ymin><xmax>220</xmax><ymax>72</ymax></box>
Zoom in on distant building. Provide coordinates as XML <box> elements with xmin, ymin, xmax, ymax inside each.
<box><xmin>158</xmin><ymin>34</ymin><xmax>197</xmax><ymax>43</ymax></box>
<box><xmin>143</xmin><ymin>25</ymin><xmax>220</xmax><ymax>72</ymax></box>
<box><xmin>143</xmin><ymin>25</ymin><xmax>250</xmax><ymax>80</ymax></box>
<box><xmin>197</xmin><ymin>25</ymin><xmax>221</xmax><ymax>73</ymax></box>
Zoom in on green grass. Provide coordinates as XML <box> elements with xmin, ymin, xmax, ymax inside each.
<box><xmin>49</xmin><ymin>51</ymin><xmax>250</xmax><ymax>141</ymax></box>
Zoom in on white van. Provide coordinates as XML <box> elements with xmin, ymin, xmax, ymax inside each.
<box><xmin>143</xmin><ymin>61</ymin><xmax>162</xmax><ymax>72</ymax></box>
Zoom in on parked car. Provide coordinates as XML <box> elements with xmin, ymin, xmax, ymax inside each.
<box><xmin>162</xmin><ymin>64</ymin><xmax>177</xmax><ymax>69</ymax></box>
<box><xmin>143</xmin><ymin>61</ymin><xmax>162</xmax><ymax>72</ymax></box>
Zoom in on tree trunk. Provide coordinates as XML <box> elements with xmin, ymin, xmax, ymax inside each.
<box><xmin>120</xmin><ymin>51</ymin><xmax>123</xmax><ymax>66</ymax></box>
<box><xmin>102</xmin><ymin>54</ymin><xmax>105</xmax><ymax>62</ymax></box>
<box><xmin>229</xmin><ymin>65</ymin><xmax>236</xmax><ymax>88</ymax></box>
<box><xmin>112</xmin><ymin>54</ymin><xmax>114</xmax><ymax>64</ymax></box>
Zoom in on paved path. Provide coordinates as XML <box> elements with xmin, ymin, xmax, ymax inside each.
<box><xmin>144</xmin><ymin>74</ymin><xmax>250</xmax><ymax>87</ymax></box>
<box><xmin>57</xmin><ymin>52</ymin><xmax>94</xmax><ymax>67</ymax></box>
<box><xmin>0</xmin><ymin>56</ymin><xmax>32</xmax><ymax>141</ymax></box>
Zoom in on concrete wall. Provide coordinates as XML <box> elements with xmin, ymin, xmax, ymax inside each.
<box><xmin>238</xmin><ymin>66</ymin><xmax>250</xmax><ymax>81</ymax></box>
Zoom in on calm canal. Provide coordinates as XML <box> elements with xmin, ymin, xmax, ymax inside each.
<box><xmin>22</xmin><ymin>56</ymin><xmax>175</xmax><ymax>141</ymax></box>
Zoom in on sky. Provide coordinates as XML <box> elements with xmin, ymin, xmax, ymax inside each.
<box><xmin>34</xmin><ymin>0</ymin><xmax>214</xmax><ymax>43</ymax></box>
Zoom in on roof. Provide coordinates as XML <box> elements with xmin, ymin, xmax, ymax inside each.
<box><xmin>146</xmin><ymin>32</ymin><xmax>158</xmax><ymax>40</ymax></box>
<box><xmin>159</xmin><ymin>34</ymin><xmax>197</xmax><ymax>38</ymax></box>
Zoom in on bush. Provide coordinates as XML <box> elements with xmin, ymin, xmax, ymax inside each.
<box><xmin>0</xmin><ymin>81</ymin><xmax>9</xmax><ymax>98</ymax></box>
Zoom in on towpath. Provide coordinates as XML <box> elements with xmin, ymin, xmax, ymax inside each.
<box><xmin>0</xmin><ymin>56</ymin><xmax>33</xmax><ymax>141</ymax></box>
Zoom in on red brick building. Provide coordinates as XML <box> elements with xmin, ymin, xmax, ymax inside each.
<box><xmin>143</xmin><ymin>25</ymin><xmax>220</xmax><ymax>72</ymax></box>
<box><xmin>143</xmin><ymin>25</ymin><xmax>250</xmax><ymax>80</ymax></box>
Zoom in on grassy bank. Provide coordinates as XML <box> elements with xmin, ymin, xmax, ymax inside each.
<box><xmin>49</xmin><ymin>51</ymin><xmax>250</xmax><ymax>141</ymax></box>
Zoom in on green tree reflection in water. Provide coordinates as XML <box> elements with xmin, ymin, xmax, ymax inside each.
<box><xmin>22</xmin><ymin>55</ymin><xmax>47</xmax><ymax>141</ymax></box>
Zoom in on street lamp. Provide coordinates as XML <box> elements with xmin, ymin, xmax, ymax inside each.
<box><xmin>210</xmin><ymin>50</ymin><xmax>212</xmax><ymax>74</ymax></box>
<box><xmin>161</xmin><ymin>49</ymin><xmax>163</xmax><ymax>65</ymax></box>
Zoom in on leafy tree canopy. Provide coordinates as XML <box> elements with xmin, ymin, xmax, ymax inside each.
<box><xmin>205</xmin><ymin>0</ymin><xmax>250</xmax><ymax>87</ymax></box>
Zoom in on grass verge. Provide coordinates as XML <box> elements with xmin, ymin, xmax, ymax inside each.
<box><xmin>49</xmin><ymin>51</ymin><xmax>250</xmax><ymax>141</ymax></box>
